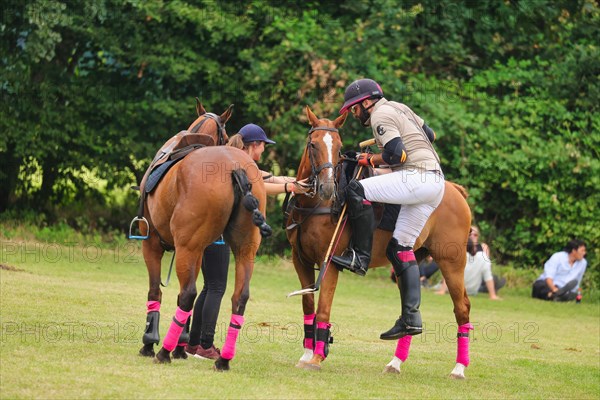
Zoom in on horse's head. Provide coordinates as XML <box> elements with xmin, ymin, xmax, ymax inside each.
<box><xmin>299</xmin><ymin>106</ymin><xmax>347</xmax><ymax>201</ymax></box>
<box><xmin>187</xmin><ymin>99</ymin><xmax>234</xmax><ymax>145</ymax></box>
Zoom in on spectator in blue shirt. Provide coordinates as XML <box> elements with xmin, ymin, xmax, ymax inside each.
<box><xmin>532</xmin><ymin>239</ymin><xmax>587</xmax><ymax>302</ymax></box>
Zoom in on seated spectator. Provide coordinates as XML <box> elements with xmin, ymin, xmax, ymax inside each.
<box><xmin>469</xmin><ymin>225</ymin><xmax>490</xmax><ymax>258</ymax></box>
<box><xmin>436</xmin><ymin>225</ymin><xmax>504</xmax><ymax>299</ymax></box>
<box><xmin>468</xmin><ymin>225</ymin><xmax>505</xmax><ymax>294</ymax></box>
<box><xmin>532</xmin><ymin>239</ymin><xmax>587</xmax><ymax>302</ymax></box>
<box><xmin>418</xmin><ymin>255</ymin><xmax>439</xmax><ymax>287</ymax></box>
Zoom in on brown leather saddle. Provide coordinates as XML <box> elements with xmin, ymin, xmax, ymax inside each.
<box><xmin>150</xmin><ymin>130</ymin><xmax>215</xmax><ymax>170</ymax></box>
<box><xmin>141</xmin><ymin>131</ymin><xmax>215</xmax><ymax>194</ymax></box>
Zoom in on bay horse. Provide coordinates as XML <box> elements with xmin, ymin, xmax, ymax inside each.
<box><xmin>137</xmin><ymin>102</ymin><xmax>271</xmax><ymax>371</ymax></box>
<box><xmin>287</xmin><ymin>106</ymin><xmax>472</xmax><ymax>378</ymax></box>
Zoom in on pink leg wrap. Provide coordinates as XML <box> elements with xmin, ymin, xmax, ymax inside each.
<box><xmin>456</xmin><ymin>323</ymin><xmax>474</xmax><ymax>366</ymax></box>
<box><xmin>146</xmin><ymin>300</ymin><xmax>160</xmax><ymax>313</ymax></box>
<box><xmin>162</xmin><ymin>307</ymin><xmax>191</xmax><ymax>352</ymax></box>
<box><xmin>304</xmin><ymin>313</ymin><xmax>316</xmax><ymax>350</ymax></box>
<box><xmin>397</xmin><ymin>250</ymin><xmax>416</xmax><ymax>263</ymax></box>
<box><xmin>394</xmin><ymin>335</ymin><xmax>412</xmax><ymax>362</ymax></box>
<box><xmin>314</xmin><ymin>322</ymin><xmax>330</xmax><ymax>358</ymax></box>
<box><xmin>221</xmin><ymin>314</ymin><xmax>245</xmax><ymax>360</ymax></box>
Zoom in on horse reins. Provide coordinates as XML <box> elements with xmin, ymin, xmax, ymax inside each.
<box><xmin>286</xmin><ymin>126</ymin><xmax>341</xmax><ymax>274</ymax></box>
<box><xmin>287</xmin><ymin>137</ymin><xmax>376</xmax><ymax>297</ymax></box>
<box><xmin>303</xmin><ymin>126</ymin><xmax>338</xmax><ymax>197</ymax></box>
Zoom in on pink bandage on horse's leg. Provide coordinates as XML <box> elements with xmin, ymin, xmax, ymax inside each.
<box><xmin>221</xmin><ymin>314</ymin><xmax>245</xmax><ymax>360</ymax></box>
<box><xmin>314</xmin><ymin>322</ymin><xmax>331</xmax><ymax>358</ymax></box>
<box><xmin>394</xmin><ymin>335</ymin><xmax>413</xmax><ymax>362</ymax></box>
<box><xmin>146</xmin><ymin>300</ymin><xmax>160</xmax><ymax>313</ymax></box>
<box><xmin>162</xmin><ymin>307</ymin><xmax>192</xmax><ymax>352</ymax></box>
<box><xmin>456</xmin><ymin>322</ymin><xmax>474</xmax><ymax>366</ymax></box>
<box><xmin>304</xmin><ymin>313</ymin><xmax>316</xmax><ymax>350</ymax></box>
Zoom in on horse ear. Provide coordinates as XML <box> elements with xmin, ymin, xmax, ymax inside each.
<box><xmin>195</xmin><ymin>98</ymin><xmax>206</xmax><ymax>116</ymax></box>
<box><xmin>333</xmin><ymin>112</ymin><xmax>348</xmax><ymax>128</ymax></box>
<box><xmin>305</xmin><ymin>105</ymin><xmax>320</xmax><ymax>127</ymax></box>
<box><xmin>220</xmin><ymin>104</ymin><xmax>234</xmax><ymax>123</ymax></box>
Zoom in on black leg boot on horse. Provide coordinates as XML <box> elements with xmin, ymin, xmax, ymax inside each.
<box><xmin>331</xmin><ymin>180</ymin><xmax>374</xmax><ymax>276</ymax></box>
<box><xmin>380</xmin><ymin>238</ymin><xmax>423</xmax><ymax>340</ymax></box>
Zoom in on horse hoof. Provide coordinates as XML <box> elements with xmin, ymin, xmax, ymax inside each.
<box><xmin>139</xmin><ymin>344</ymin><xmax>155</xmax><ymax>357</ymax></box>
<box><xmin>450</xmin><ymin>363</ymin><xmax>466</xmax><ymax>379</ymax></box>
<box><xmin>214</xmin><ymin>356</ymin><xmax>230</xmax><ymax>372</ymax></box>
<box><xmin>154</xmin><ymin>348</ymin><xmax>171</xmax><ymax>364</ymax></box>
<box><xmin>172</xmin><ymin>346</ymin><xmax>188</xmax><ymax>360</ymax></box>
<box><xmin>301</xmin><ymin>360</ymin><xmax>322</xmax><ymax>371</ymax></box>
<box><xmin>382</xmin><ymin>365</ymin><xmax>400</xmax><ymax>374</ymax></box>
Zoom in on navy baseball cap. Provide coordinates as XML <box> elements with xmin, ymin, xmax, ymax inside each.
<box><xmin>239</xmin><ymin>124</ymin><xmax>276</xmax><ymax>144</ymax></box>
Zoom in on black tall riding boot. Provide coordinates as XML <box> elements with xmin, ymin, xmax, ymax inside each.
<box><xmin>380</xmin><ymin>238</ymin><xmax>423</xmax><ymax>340</ymax></box>
<box><xmin>331</xmin><ymin>181</ymin><xmax>374</xmax><ymax>276</ymax></box>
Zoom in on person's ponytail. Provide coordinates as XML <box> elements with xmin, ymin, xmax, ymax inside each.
<box><xmin>227</xmin><ymin>134</ymin><xmax>245</xmax><ymax>150</ymax></box>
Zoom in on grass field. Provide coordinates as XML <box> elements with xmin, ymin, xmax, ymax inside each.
<box><xmin>1</xmin><ymin>239</ymin><xmax>599</xmax><ymax>399</ymax></box>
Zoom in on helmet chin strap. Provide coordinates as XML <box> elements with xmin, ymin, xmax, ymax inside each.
<box><xmin>358</xmin><ymin>102</ymin><xmax>376</xmax><ymax>126</ymax></box>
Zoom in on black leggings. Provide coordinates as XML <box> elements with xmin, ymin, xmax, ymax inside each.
<box><xmin>188</xmin><ymin>242</ymin><xmax>230</xmax><ymax>348</ymax></box>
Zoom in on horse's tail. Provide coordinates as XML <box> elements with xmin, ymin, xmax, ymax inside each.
<box><xmin>230</xmin><ymin>169</ymin><xmax>272</xmax><ymax>238</ymax></box>
<box><xmin>450</xmin><ymin>182</ymin><xmax>469</xmax><ymax>199</ymax></box>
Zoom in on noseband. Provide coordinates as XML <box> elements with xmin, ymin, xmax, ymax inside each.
<box><xmin>304</xmin><ymin>126</ymin><xmax>339</xmax><ymax>197</ymax></box>
<box><xmin>189</xmin><ymin>113</ymin><xmax>227</xmax><ymax>145</ymax></box>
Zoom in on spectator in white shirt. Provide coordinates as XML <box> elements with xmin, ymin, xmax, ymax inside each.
<box><xmin>532</xmin><ymin>239</ymin><xmax>587</xmax><ymax>302</ymax></box>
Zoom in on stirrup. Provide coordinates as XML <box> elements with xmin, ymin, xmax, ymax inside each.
<box><xmin>128</xmin><ymin>216</ymin><xmax>150</xmax><ymax>240</ymax></box>
<box><xmin>344</xmin><ymin>248</ymin><xmax>358</xmax><ymax>268</ymax></box>
<box><xmin>333</xmin><ymin>248</ymin><xmax>357</xmax><ymax>271</ymax></box>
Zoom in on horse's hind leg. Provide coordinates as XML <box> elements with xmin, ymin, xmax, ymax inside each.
<box><xmin>438</xmin><ymin>254</ymin><xmax>472</xmax><ymax>379</ymax></box>
<box><xmin>155</xmin><ymin>246</ymin><xmax>199</xmax><ymax>364</ymax></box>
<box><xmin>213</xmin><ymin>231</ymin><xmax>261</xmax><ymax>372</ymax></box>
<box><xmin>140</xmin><ymin>234</ymin><xmax>164</xmax><ymax>357</ymax></box>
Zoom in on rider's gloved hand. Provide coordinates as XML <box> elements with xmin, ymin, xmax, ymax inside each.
<box><xmin>357</xmin><ymin>153</ymin><xmax>375</xmax><ymax>167</ymax></box>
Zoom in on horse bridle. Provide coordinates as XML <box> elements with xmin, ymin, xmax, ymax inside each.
<box><xmin>303</xmin><ymin>126</ymin><xmax>339</xmax><ymax>197</ymax></box>
<box><xmin>189</xmin><ymin>112</ymin><xmax>227</xmax><ymax>145</ymax></box>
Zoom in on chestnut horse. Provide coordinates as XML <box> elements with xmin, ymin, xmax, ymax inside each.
<box><xmin>137</xmin><ymin>103</ymin><xmax>271</xmax><ymax>371</ymax></box>
<box><xmin>287</xmin><ymin>106</ymin><xmax>472</xmax><ymax>378</ymax></box>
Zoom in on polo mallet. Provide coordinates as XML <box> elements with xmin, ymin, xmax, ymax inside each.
<box><xmin>287</xmin><ymin>138</ymin><xmax>377</xmax><ymax>297</ymax></box>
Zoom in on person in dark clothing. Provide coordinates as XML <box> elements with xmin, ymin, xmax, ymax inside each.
<box><xmin>185</xmin><ymin>243</ymin><xmax>230</xmax><ymax>359</ymax></box>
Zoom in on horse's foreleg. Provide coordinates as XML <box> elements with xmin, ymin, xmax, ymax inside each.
<box><xmin>140</xmin><ymin>235</ymin><xmax>164</xmax><ymax>357</ymax></box>
<box><xmin>439</xmin><ymin>257</ymin><xmax>472</xmax><ymax>379</ymax></box>
<box><xmin>155</xmin><ymin>247</ymin><xmax>199</xmax><ymax>364</ymax></box>
<box><xmin>291</xmin><ymin>249</ymin><xmax>317</xmax><ymax>367</ymax></box>
<box><xmin>383</xmin><ymin>336</ymin><xmax>413</xmax><ymax>374</ymax></box>
<box><xmin>302</xmin><ymin>266</ymin><xmax>339</xmax><ymax>371</ymax></box>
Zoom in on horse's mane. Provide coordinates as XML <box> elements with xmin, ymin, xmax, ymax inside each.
<box><xmin>450</xmin><ymin>182</ymin><xmax>469</xmax><ymax>199</ymax></box>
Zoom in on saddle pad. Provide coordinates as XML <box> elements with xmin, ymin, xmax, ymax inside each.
<box><xmin>145</xmin><ymin>159</ymin><xmax>179</xmax><ymax>194</ymax></box>
<box><xmin>378</xmin><ymin>203</ymin><xmax>401</xmax><ymax>232</ymax></box>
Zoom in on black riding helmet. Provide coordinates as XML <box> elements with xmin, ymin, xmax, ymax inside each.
<box><xmin>339</xmin><ymin>78</ymin><xmax>383</xmax><ymax>114</ymax></box>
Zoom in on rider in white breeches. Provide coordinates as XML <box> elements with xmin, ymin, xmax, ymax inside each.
<box><xmin>332</xmin><ymin>78</ymin><xmax>445</xmax><ymax>340</ymax></box>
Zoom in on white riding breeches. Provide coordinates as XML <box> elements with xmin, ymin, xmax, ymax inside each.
<box><xmin>360</xmin><ymin>170</ymin><xmax>445</xmax><ymax>247</ymax></box>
